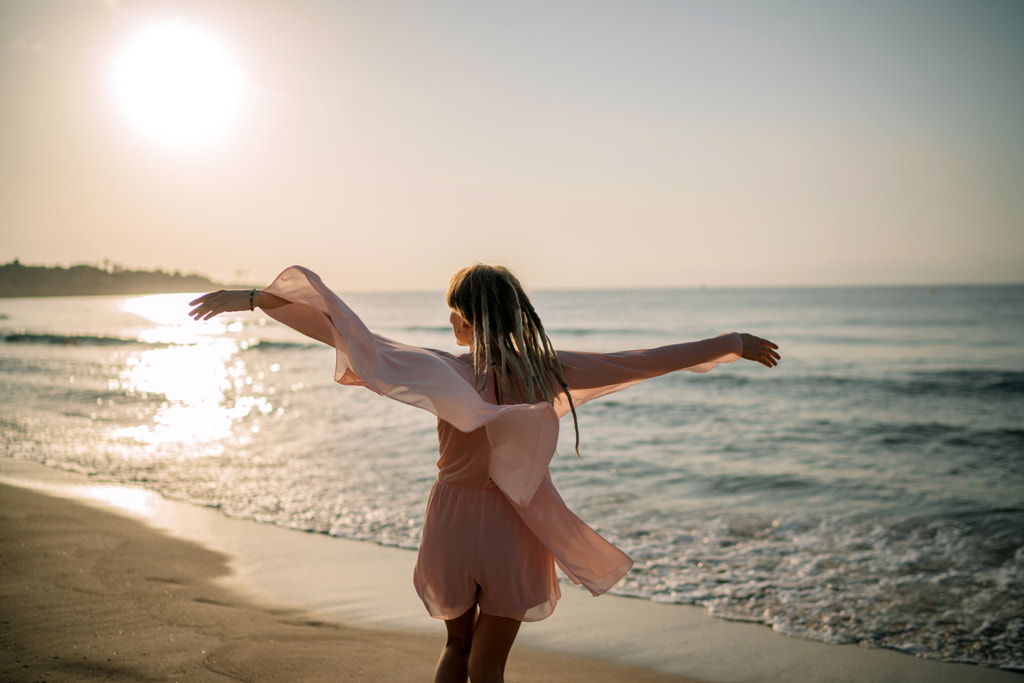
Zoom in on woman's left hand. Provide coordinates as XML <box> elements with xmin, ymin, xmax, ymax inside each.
<box><xmin>188</xmin><ymin>290</ymin><xmax>254</xmax><ymax>321</ymax></box>
<box><xmin>739</xmin><ymin>333</ymin><xmax>780</xmax><ymax>368</ymax></box>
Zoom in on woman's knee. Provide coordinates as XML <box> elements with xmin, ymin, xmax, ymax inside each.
<box><xmin>445</xmin><ymin>634</ymin><xmax>473</xmax><ymax>655</ymax></box>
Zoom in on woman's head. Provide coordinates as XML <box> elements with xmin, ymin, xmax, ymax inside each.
<box><xmin>446</xmin><ymin>264</ymin><xmax>543</xmax><ymax>374</ymax></box>
<box><xmin>447</xmin><ymin>264</ymin><xmax>528</xmax><ymax>345</ymax></box>
<box><xmin>446</xmin><ymin>264</ymin><xmax>581</xmax><ymax>453</ymax></box>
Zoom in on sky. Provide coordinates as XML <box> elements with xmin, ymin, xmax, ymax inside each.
<box><xmin>2</xmin><ymin>0</ymin><xmax>1022</xmax><ymax>290</ymax></box>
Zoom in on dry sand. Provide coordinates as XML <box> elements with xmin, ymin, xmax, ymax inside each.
<box><xmin>1</xmin><ymin>458</ymin><xmax>1020</xmax><ymax>682</ymax></box>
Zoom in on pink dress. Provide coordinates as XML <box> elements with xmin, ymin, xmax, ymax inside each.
<box><xmin>262</xmin><ymin>266</ymin><xmax>743</xmax><ymax>622</ymax></box>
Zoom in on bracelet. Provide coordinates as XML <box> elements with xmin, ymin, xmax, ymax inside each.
<box><xmin>249</xmin><ymin>289</ymin><xmax>255</xmax><ymax>311</ymax></box>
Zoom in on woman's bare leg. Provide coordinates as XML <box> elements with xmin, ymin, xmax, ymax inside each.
<box><xmin>434</xmin><ymin>605</ymin><xmax>476</xmax><ymax>683</ymax></box>
<box><xmin>468</xmin><ymin>613</ymin><xmax>521</xmax><ymax>683</ymax></box>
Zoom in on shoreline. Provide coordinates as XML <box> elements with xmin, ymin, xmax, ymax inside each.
<box><xmin>0</xmin><ymin>468</ymin><xmax>691</xmax><ymax>683</ymax></box>
<box><xmin>2</xmin><ymin>457</ymin><xmax>1020</xmax><ymax>682</ymax></box>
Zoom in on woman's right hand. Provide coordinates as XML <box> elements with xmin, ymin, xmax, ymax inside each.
<box><xmin>739</xmin><ymin>333</ymin><xmax>780</xmax><ymax>368</ymax></box>
<box><xmin>188</xmin><ymin>290</ymin><xmax>255</xmax><ymax>320</ymax></box>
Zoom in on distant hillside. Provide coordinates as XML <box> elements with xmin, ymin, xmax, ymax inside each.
<box><xmin>0</xmin><ymin>260</ymin><xmax>222</xmax><ymax>297</ymax></box>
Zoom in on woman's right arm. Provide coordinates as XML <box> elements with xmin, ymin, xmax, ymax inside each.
<box><xmin>554</xmin><ymin>333</ymin><xmax>778</xmax><ymax>412</ymax></box>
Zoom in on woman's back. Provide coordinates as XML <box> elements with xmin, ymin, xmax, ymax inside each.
<box><xmin>436</xmin><ymin>420</ymin><xmax>496</xmax><ymax>489</ymax></box>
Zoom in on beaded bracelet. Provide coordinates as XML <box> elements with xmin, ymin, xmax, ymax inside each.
<box><xmin>249</xmin><ymin>289</ymin><xmax>255</xmax><ymax>311</ymax></box>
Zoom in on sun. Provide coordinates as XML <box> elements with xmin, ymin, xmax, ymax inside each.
<box><xmin>112</xmin><ymin>21</ymin><xmax>245</xmax><ymax>149</ymax></box>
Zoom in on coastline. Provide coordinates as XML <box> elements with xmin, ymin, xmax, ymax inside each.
<box><xmin>0</xmin><ymin>260</ymin><xmax>223</xmax><ymax>298</ymax></box>
<box><xmin>1</xmin><ymin>457</ymin><xmax>1019</xmax><ymax>682</ymax></box>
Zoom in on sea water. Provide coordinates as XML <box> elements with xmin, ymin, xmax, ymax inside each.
<box><xmin>1</xmin><ymin>283</ymin><xmax>1022</xmax><ymax>669</ymax></box>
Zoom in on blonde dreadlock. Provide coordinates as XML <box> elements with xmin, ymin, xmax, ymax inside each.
<box><xmin>447</xmin><ymin>264</ymin><xmax>581</xmax><ymax>456</ymax></box>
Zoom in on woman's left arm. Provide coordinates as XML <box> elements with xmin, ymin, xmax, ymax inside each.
<box><xmin>189</xmin><ymin>287</ymin><xmax>336</xmax><ymax>347</ymax></box>
<box><xmin>553</xmin><ymin>332</ymin><xmax>779</xmax><ymax>414</ymax></box>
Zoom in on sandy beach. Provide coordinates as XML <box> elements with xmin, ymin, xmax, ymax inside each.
<box><xmin>1</xmin><ymin>458</ymin><xmax>1020</xmax><ymax>683</ymax></box>
<box><xmin>0</xmin><ymin>478</ymin><xmax>687</xmax><ymax>682</ymax></box>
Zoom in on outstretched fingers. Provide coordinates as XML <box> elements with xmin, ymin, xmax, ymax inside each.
<box><xmin>187</xmin><ymin>290</ymin><xmax>245</xmax><ymax>321</ymax></box>
<box><xmin>740</xmin><ymin>333</ymin><xmax>781</xmax><ymax>368</ymax></box>
<box><xmin>188</xmin><ymin>291</ymin><xmax>219</xmax><ymax>320</ymax></box>
<box><xmin>757</xmin><ymin>337</ymin><xmax>780</xmax><ymax>367</ymax></box>
<box><xmin>756</xmin><ymin>338</ymin><xmax>781</xmax><ymax>367</ymax></box>
<box><xmin>188</xmin><ymin>292</ymin><xmax>215</xmax><ymax>307</ymax></box>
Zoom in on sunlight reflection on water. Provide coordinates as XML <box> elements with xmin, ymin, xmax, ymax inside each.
<box><xmin>113</xmin><ymin>294</ymin><xmax>272</xmax><ymax>450</ymax></box>
<box><xmin>124</xmin><ymin>293</ymin><xmax>218</xmax><ymax>345</ymax></box>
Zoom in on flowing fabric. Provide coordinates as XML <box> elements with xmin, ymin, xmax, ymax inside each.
<box><xmin>262</xmin><ymin>266</ymin><xmax>743</xmax><ymax>616</ymax></box>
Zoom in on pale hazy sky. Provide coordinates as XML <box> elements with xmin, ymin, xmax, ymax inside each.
<box><xmin>2</xmin><ymin>0</ymin><xmax>1022</xmax><ymax>290</ymax></box>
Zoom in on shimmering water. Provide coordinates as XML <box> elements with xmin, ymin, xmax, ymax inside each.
<box><xmin>1</xmin><ymin>283</ymin><xmax>1022</xmax><ymax>669</ymax></box>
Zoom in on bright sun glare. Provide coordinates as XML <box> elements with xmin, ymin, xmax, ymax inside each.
<box><xmin>112</xmin><ymin>21</ymin><xmax>244</xmax><ymax>148</ymax></box>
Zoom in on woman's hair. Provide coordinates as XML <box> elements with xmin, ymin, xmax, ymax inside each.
<box><xmin>447</xmin><ymin>264</ymin><xmax>580</xmax><ymax>455</ymax></box>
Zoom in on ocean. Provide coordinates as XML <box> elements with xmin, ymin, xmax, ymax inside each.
<box><xmin>1</xmin><ymin>282</ymin><xmax>1022</xmax><ymax>670</ymax></box>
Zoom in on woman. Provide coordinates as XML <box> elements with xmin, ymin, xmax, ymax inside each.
<box><xmin>189</xmin><ymin>264</ymin><xmax>779</xmax><ymax>682</ymax></box>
